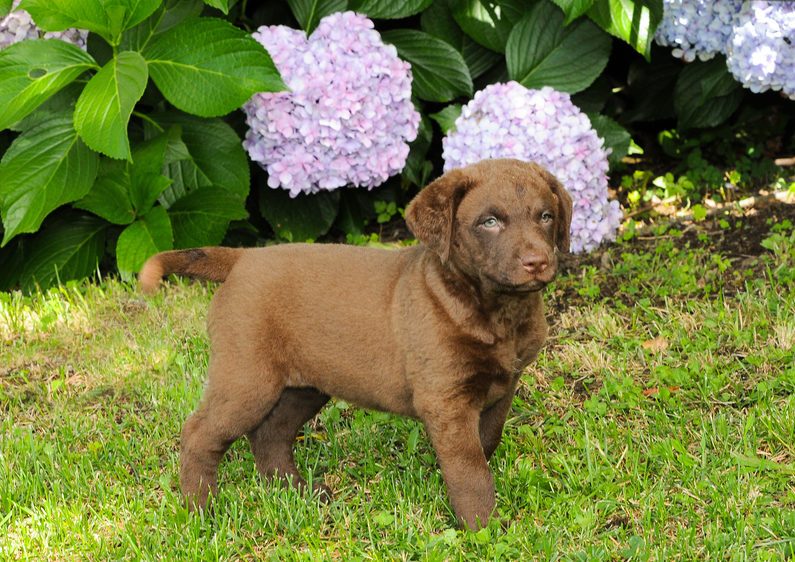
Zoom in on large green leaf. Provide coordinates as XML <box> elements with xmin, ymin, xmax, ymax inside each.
<box><xmin>0</xmin><ymin>116</ymin><xmax>99</xmax><ymax>245</ymax></box>
<box><xmin>74</xmin><ymin>51</ymin><xmax>149</xmax><ymax>159</ymax></box>
<box><xmin>202</xmin><ymin>0</ymin><xmax>230</xmax><ymax>13</ymax></box>
<box><xmin>153</xmin><ymin>114</ymin><xmax>249</xmax><ymax>205</ymax></box>
<box><xmin>506</xmin><ymin>0</ymin><xmax>611</xmax><ymax>94</ymax></box>
<box><xmin>382</xmin><ymin>30</ymin><xmax>472</xmax><ymax>102</ymax></box>
<box><xmin>348</xmin><ymin>0</ymin><xmax>433</xmax><ymax>19</ymax></box>
<box><xmin>121</xmin><ymin>0</ymin><xmax>205</xmax><ymax>52</ymax></box>
<box><xmin>168</xmin><ymin>187</ymin><xmax>247</xmax><ymax>248</ymax></box>
<box><xmin>587</xmin><ymin>113</ymin><xmax>632</xmax><ymax>167</ymax></box>
<box><xmin>402</xmin><ymin>114</ymin><xmax>433</xmax><ymax>187</ymax></box>
<box><xmin>0</xmin><ymin>39</ymin><xmax>97</xmax><ymax>131</ymax></box>
<box><xmin>0</xmin><ymin>0</ymin><xmax>12</xmax><ymax>17</ymax></box>
<box><xmin>19</xmin><ymin>213</ymin><xmax>106</xmax><ymax>291</ymax></box>
<box><xmin>75</xmin><ymin>134</ymin><xmax>172</xmax><ymax>223</ymax></box>
<box><xmin>451</xmin><ymin>0</ymin><xmax>532</xmax><ymax>53</ymax></box>
<box><xmin>19</xmin><ymin>0</ymin><xmax>162</xmax><ymax>45</ymax></box>
<box><xmin>674</xmin><ymin>56</ymin><xmax>742</xmax><ymax>131</ymax></box>
<box><xmin>259</xmin><ymin>188</ymin><xmax>340</xmax><ymax>242</ymax></box>
<box><xmin>429</xmin><ymin>104</ymin><xmax>462</xmax><ymax>134</ymax></box>
<box><xmin>421</xmin><ymin>0</ymin><xmax>502</xmax><ymax>80</ymax></box>
<box><xmin>75</xmin><ymin>160</ymin><xmax>137</xmax><ymax>224</ymax></box>
<box><xmin>551</xmin><ymin>0</ymin><xmax>595</xmax><ymax>23</ymax></box>
<box><xmin>587</xmin><ymin>0</ymin><xmax>662</xmax><ymax>60</ymax></box>
<box><xmin>287</xmin><ymin>0</ymin><xmax>346</xmax><ymax>33</ymax></box>
<box><xmin>116</xmin><ymin>205</ymin><xmax>173</xmax><ymax>274</ymax></box>
<box><xmin>143</xmin><ymin>17</ymin><xmax>286</xmax><ymax>117</ymax></box>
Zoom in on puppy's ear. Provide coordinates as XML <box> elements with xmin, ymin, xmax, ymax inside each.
<box><xmin>405</xmin><ymin>169</ymin><xmax>473</xmax><ymax>262</ymax></box>
<box><xmin>538</xmin><ymin>167</ymin><xmax>573</xmax><ymax>253</ymax></box>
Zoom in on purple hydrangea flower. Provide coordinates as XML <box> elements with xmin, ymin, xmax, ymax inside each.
<box><xmin>243</xmin><ymin>11</ymin><xmax>420</xmax><ymax>197</ymax></box>
<box><xmin>655</xmin><ymin>0</ymin><xmax>744</xmax><ymax>62</ymax></box>
<box><xmin>726</xmin><ymin>1</ymin><xmax>795</xmax><ymax>99</ymax></box>
<box><xmin>442</xmin><ymin>82</ymin><xmax>622</xmax><ymax>254</ymax></box>
<box><xmin>1</xmin><ymin>0</ymin><xmax>87</xmax><ymax>49</ymax></box>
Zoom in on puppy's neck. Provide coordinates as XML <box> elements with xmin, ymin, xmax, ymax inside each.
<box><xmin>423</xmin><ymin>254</ymin><xmax>541</xmax><ymax>344</ymax></box>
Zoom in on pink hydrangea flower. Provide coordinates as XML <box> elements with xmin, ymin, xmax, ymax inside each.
<box><xmin>442</xmin><ymin>82</ymin><xmax>622</xmax><ymax>254</ymax></box>
<box><xmin>1</xmin><ymin>0</ymin><xmax>87</xmax><ymax>49</ymax></box>
<box><xmin>243</xmin><ymin>12</ymin><xmax>420</xmax><ymax>197</ymax></box>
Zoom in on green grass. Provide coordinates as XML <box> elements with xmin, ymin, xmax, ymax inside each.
<box><xmin>1</xmin><ymin>223</ymin><xmax>794</xmax><ymax>560</ymax></box>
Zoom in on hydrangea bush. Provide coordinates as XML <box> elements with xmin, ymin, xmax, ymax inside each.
<box><xmin>443</xmin><ymin>82</ymin><xmax>622</xmax><ymax>253</ymax></box>
<box><xmin>243</xmin><ymin>12</ymin><xmax>420</xmax><ymax>197</ymax></box>
<box><xmin>0</xmin><ymin>0</ymin><xmax>86</xmax><ymax>49</ymax></box>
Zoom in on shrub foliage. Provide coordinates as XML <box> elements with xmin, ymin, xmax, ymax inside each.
<box><xmin>0</xmin><ymin>0</ymin><xmax>791</xmax><ymax>290</ymax></box>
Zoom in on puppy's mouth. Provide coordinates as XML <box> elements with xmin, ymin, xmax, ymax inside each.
<box><xmin>485</xmin><ymin>275</ymin><xmax>552</xmax><ymax>294</ymax></box>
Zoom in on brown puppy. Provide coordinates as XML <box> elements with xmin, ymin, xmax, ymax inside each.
<box><xmin>139</xmin><ymin>158</ymin><xmax>572</xmax><ymax>529</ymax></box>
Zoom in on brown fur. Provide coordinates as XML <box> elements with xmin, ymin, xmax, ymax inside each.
<box><xmin>139</xmin><ymin>158</ymin><xmax>573</xmax><ymax>529</ymax></box>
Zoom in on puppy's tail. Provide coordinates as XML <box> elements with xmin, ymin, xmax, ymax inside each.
<box><xmin>139</xmin><ymin>247</ymin><xmax>244</xmax><ymax>294</ymax></box>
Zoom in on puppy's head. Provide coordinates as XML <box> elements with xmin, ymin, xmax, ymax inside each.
<box><xmin>405</xmin><ymin>158</ymin><xmax>573</xmax><ymax>293</ymax></box>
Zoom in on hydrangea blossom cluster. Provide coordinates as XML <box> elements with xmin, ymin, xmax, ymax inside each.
<box><xmin>654</xmin><ymin>0</ymin><xmax>744</xmax><ymax>62</ymax></box>
<box><xmin>726</xmin><ymin>1</ymin><xmax>795</xmax><ymax>99</ymax></box>
<box><xmin>442</xmin><ymin>82</ymin><xmax>621</xmax><ymax>253</ymax></box>
<box><xmin>1</xmin><ymin>0</ymin><xmax>87</xmax><ymax>50</ymax></box>
<box><xmin>243</xmin><ymin>11</ymin><xmax>420</xmax><ymax>196</ymax></box>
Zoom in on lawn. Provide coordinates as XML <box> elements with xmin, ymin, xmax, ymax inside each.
<box><xmin>1</xmin><ymin>202</ymin><xmax>794</xmax><ymax>560</ymax></box>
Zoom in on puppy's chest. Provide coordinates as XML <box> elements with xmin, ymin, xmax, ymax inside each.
<box><xmin>464</xmin><ymin>336</ymin><xmax>543</xmax><ymax>408</ymax></box>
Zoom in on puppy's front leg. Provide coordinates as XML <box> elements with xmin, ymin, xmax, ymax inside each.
<box><xmin>422</xmin><ymin>408</ymin><xmax>496</xmax><ymax>529</ymax></box>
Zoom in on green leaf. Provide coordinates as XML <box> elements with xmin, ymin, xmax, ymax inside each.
<box><xmin>202</xmin><ymin>0</ymin><xmax>230</xmax><ymax>13</ymax></box>
<box><xmin>19</xmin><ymin>213</ymin><xmax>106</xmax><ymax>291</ymax></box>
<box><xmin>335</xmin><ymin>189</ymin><xmax>376</xmax><ymax>235</ymax></box>
<box><xmin>586</xmin><ymin>113</ymin><xmax>632</xmax><ymax>167</ymax></box>
<box><xmin>116</xmin><ymin>205</ymin><xmax>173</xmax><ymax>274</ymax></box>
<box><xmin>382</xmin><ymin>29</ymin><xmax>472</xmax><ymax>102</ymax></box>
<box><xmin>348</xmin><ymin>0</ymin><xmax>433</xmax><ymax>19</ymax></box>
<box><xmin>0</xmin><ymin>39</ymin><xmax>97</xmax><ymax>131</ymax></box>
<box><xmin>121</xmin><ymin>0</ymin><xmax>205</xmax><ymax>52</ymax></box>
<box><xmin>168</xmin><ymin>187</ymin><xmax>247</xmax><ymax>248</ymax></box>
<box><xmin>0</xmin><ymin>0</ymin><xmax>12</xmax><ymax>17</ymax></box>
<box><xmin>402</xmin><ymin>114</ymin><xmax>433</xmax><ymax>187</ymax></box>
<box><xmin>74</xmin><ymin>51</ymin><xmax>149</xmax><ymax>159</ymax></box>
<box><xmin>451</xmin><ymin>0</ymin><xmax>532</xmax><ymax>53</ymax></box>
<box><xmin>259</xmin><ymin>188</ymin><xmax>339</xmax><ymax>242</ymax></box>
<box><xmin>587</xmin><ymin>0</ymin><xmax>663</xmax><ymax>60</ymax></box>
<box><xmin>0</xmin><ymin>116</ymin><xmax>99</xmax><ymax>245</ymax></box>
<box><xmin>153</xmin><ymin>114</ymin><xmax>250</xmax><ymax>204</ymax></box>
<box><xmin>19</xmin><ymin>0</ymin><xmax>162</xmax><ymax>45</ymax></box>
<box><xmin>75</xmin><ymin>160</ymin><xmax>137</xmax><ymax>224</ymax></box>
<box><xmin>551</xmin><ymin>0</ymin><xmax>595</xmax><ymax>23</ymax></box>
<box><xmin>429</xmin><ymin>104</ymin><xmax>462</xmax><ymax>134</ymax></box>
<box><xmin>143</xmin><ymin>17</ymin><xmax>286</xmax><ymax>117</ymax></box>
<box><xmin>421</xmin><ymin>0</ymin><xmax>502</xmax><ymax>80</ymax></box>
<box><xmin>506</xmin><ymin>0</ymin><xmax>611</xmax><ymax>94</ymax></box>
<box><xmin>130</xmin><ymin>174</ymin><xmax>172</xmax><ymax>216</ymax></box>
<box><xmin>287</xmin><ymin>0</ymin><xmax>346</xmax><ymax>33</ymax></box>
<box><xmin>674</xmin><ymin>56</ymin><xmax>742</xmax><ymax>131</ymax></box>
<box><xmin>75</xmin><ymin>133</ymin><xmax>172</xmax><ymax>223</ymax></box>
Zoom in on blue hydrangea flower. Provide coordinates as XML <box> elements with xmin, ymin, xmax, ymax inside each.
<box><xmin>1</xmin><ymin>0</ymin><xmax>86</xmax><ymax>49</ymax></box>
<box><xmin>442</xmin><ymin>82</ymin><xmax>622</xmax><ymax>254</ymax></box>
<box><xmin>655</xmin><ymin>0</ymin><xmax>744</xmax><ymax>62</ymax></box>
<box><xmin>243</xmin><ymin>12</ymin><xmax>420</xmax><ymax>197</ymax></box>
<box><xmin>726</xmin><ymin>1</ymin><xmax>795</xmax><ymax>99</ymax></box>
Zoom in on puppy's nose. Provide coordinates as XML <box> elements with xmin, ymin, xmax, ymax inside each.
<box><xmin>521</xmin><ymin>253</ymin><xmax>549</xmax><ymax>275</ymax></box>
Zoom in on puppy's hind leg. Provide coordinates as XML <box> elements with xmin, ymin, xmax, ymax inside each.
<box><xmin>180</xmin><ymin>356</ymin><xmax>285</xmax><ymax>511</ymax></box>
<box><xmin>247</xmin><ymin>387</ymin><xmax>331</xmax><ymax>498</ymax></box>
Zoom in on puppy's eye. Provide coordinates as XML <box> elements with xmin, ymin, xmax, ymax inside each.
<box><xmin>541</xmin><ymin>211</ymin><xmax>554</xmax><ymax>223</ymax></box>
<box><xmin>481</xmin><ymin>217</ymin><xmax>500</xmax><ymax>229</ymax></box>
